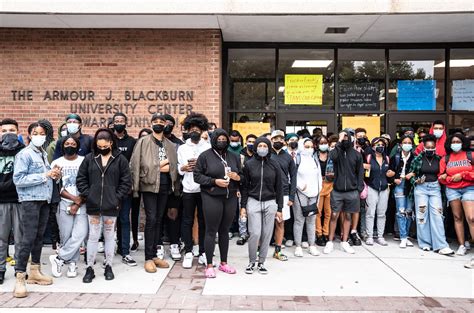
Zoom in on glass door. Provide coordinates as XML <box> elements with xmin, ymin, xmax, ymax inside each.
<box><xmin>387</xmin><ymin>113</ymin><xmax>446</xmax><ymax>141</ymax></box>
<box><xmin>277</xmin><ymin>113</ymin><xmax>336</xmax><ymax>136</ymax></box>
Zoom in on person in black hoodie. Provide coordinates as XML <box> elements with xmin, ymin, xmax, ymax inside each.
<box><xmin>194</xmin><ymin>128</ymin><xmax>243</xmax><ymax>278</ymax></box>
<box><xmin>0</xmin><ymin>119</ymin><xmax>25</xmax><ymax>285</ymax></box>
<box><xmin>76</xmin><ymin>128</ymin><xmax>132</xmax><ymax>283</ymax></box>
<box><xmin>324</xmin><ymin>129</ymin><xmax>364</xmax><ymax>255</ymax></box>
<box><xmin>241</xmin><ymin>137</ymin><xmax>283</xmax><ymax>274</ymax></box>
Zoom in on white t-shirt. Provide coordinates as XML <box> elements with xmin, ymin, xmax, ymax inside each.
<box><xmin>51</xmin><ymin>156</ymin><xmax>85</xmax><ymax>204</ymax></box>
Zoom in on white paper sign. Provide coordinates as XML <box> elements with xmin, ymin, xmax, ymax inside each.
<box><xmin>452</xmin><ymin>80</ymin><xmax>474</xmax><ymax>111</ymax></box>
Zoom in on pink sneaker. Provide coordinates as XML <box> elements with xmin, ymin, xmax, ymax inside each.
<box><xmin>205</xmin><ymin>267</ymin><xmax>216</xmax><ymax>278</ymax></box>
<box><xmin>218</xmin><ymin>263</ymin><xmax>236</xmax><ymax>274</ymax></box>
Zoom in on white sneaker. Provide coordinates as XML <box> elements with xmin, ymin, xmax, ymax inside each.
<box><xmin>464</xmin><ymin>241</ymin><xmax>471</xmax><ymax>250</ymax></box>
<box><xmin>376</xmin><ymin>237</ymin><xmax>388</xmax><ymax>246</ymax></box>
<box><xmin>66</xmin><ymin>262</ymin><xmax>77</xmax><ymax>278</ymax></box>
<box><xmin>341</xmin><ymin>241</ymin><xmax>355</xmax><ymax>254</ymax></box>
<box><xmin>323</xmin><ymin>241</ymin><xmax>334</xmax><ymax>254</ymax></box>
<box><xmin>406</xmin><ymin>239</ymin><xmax>414</xmax><ymax>247</ymax></box>
<box><xmin>301</xmin><ymin>242</ymin><xmax>309</xmax><ymax>249</ymax></box>
<box><xmin>156</xmin><ymin>245</ymin><xmax>165</xmax><ymax>260</ymax></box>
<box><xmin>439</xmin><ymin>247</ymin><xmax>454</xmax><ymax>256</ymax></box>
<box><xmin>366</xmin><ymin>238</ymin><xmax>374</xmax><ymax>245</ymax></box>
<box><xmin>192</xmin><ymin>245</ymin><xmax>200</xmax><ymax>257</ymax></box>
<box><xmin>138</xmin><ymin>234</ymin><xmax>144</xmax><ymax>240</ymax></box>
<box><xmin>464</xmin><ymin>258</ymin><xmax>474</xmax><ymax>269</ymax></box>
<box><xmin>49</xmin><ymin>255</ymin><xmax>64</xmax><ymax>278</ymax></box>
<box><xmin>456</xmin><ymin>245</ymin><xmax>467</xmax><ymax>256</ymax></box>
<box><xmin>294</xmin><ymin>246</ymin><xmax>303</xmax><ymax>257</ymax></box>
<box><xmin>98</xmin><ymin>242</ymin><xmax>105</xmax><ymax>253</ymax></box>
<box><xmin>182</xmin><ymin>252</ymin><xmax>193</xmax><ymax>269</ymax></box>
<box><xmin>170</xmin><ymin>244</ymin><xmax>181</xmax><ymax>261</ymax></box>
<box><xmin>285</xmin><ymin>240</ymin><xmax>294</xmax><ymax>247</ymax></box>
<box><xmin>400</xmin><ymin>239</ymin><xmax>407</xmax><ymax>249</ymax></box>
<box><xmin>309</xmin><ymin>246</ymin><xmax>320</xmax><ymax>256</ymax></box>
<box><xmin>198</xmin><ymin>253</ymin><xmax>207</xmax><ymax>265</ymax></box>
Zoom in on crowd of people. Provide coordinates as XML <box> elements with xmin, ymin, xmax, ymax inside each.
<box><xmin>0</xmin><ymin>112</ymin><xmax>473</xmax><ymax>298</ymax></box>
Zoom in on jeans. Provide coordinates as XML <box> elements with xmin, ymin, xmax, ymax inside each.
<box><xmin>0</xmin><ymin>203</ymin><xmax>21</xmax><ymax>272</ymax></box>
<box><xmin>118</xmin><ymin>196</ymin><xmax>132</xmax><ymax>256</ymax></box>
<box><xmin>142</xmin><ymin>186</ymin><xmax>169</xmax><ymax>261</ymax></box>
<box><xmin>365</xmin><ymin>187</ymin><xmax>389</xmax><ymax>238</ymax></box>
<box><xmin>15</xmin><ymin>201</ymin><xmax>50</xmax><ymax>273</ymax></box>
<box><xmin>293</xmin><ymin>190</ymin><xmax>317</xmax><ymax>246</ymax></box>
<box><xmin>247</xmin><ymin>198</ymin><xmax>277</xmax><ymax>264</ymax></box>
<box><xmin>181</xmin><ymin>192</ymin><xmax>205</xmax><ymax>254</ymax></box>
<box><xmin>56</xmin><ymin>203</ymin><xmax>88</xmax><ymax>263</ymax></box>
<box><xmin>414</xmin><ymin>181</ymin><xmax>449</xmax><ymax>251</ymax></box>
<box><xmin>394</xmin><ymin>180</ymin><xmax>413</xmax><ymax>240</ymax></box>
<box><xmin>87</xmin><ymin>215</ymin><xmax>117</xmax><ymax>267</ymax></box>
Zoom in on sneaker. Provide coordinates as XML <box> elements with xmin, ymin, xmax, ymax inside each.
<box><xmin>439</xmin><ymin>247</ymin><xmax>455</xmax><ymax>256</ymax></box>
<box><xmin>183</xmin><ymin>252</ymin><xmax>193</xmax><ymax>269</ymax></box>
<box><xmin>198</xmin><ymin>253</ymin><xmax>207</xmax><ymax>266</ymax></box>
<box><xmin>366</xmin><ymin>238</ymin><xmax>374</xmax><ymax>246</ymax></box>
<box><xmin>66</xmin><ymin>262</ymin><xmax>78</xmax><ymax>278</ymax></box>
<box><xmin>49</xmin><ymin>255</ymin><xmax>64</xmax><ymax>278</ymax></box>
<box><xmin>122</xmin><ymin>255</ymin><xmax>137</xmax><ymax>267</ymax></box>
<box><xmin>245</xmin><ymin>263</ymin><xmax>255</xmax><ymax>274</ymax></box>
<box><xmin>465</xmin><ymin>241</ymin><xmax>471</xmax><ymax>250</ymax></box>
<box><xmin>236</xmin><ymin>236</ymin><xmax>248</xmax><ymax>246</ymax></box>
<box><xmin>131</xmin><ymin>242</ymin><xmax>139</xmax><ymax>253</ymax></box>
<box><xmin>406</xmin><ymin>239</ymin><xmax>414</xmax><ymax>247</ymax></box>
<box><xmin>97</xmin><ymin>242</ymin><xmax>105</xmax><ymax>253</ymax></box>
<box><xmin>156</xmin><ymin>245</ymin><xmax>165</xmax><ymax>260</ymax></box>
<box><xmin>192</xmin><ymin>245</ymin><xmax>200</xmax><ymax>257</ymax></box>
<box><xmin>376</xmin><ymin>238</ymin><xmax>388</xmax><ymax>246</ymax></box>
<box><xmin>285</xmin><ymin>239</ymin><xmax>294</xmax><ymax>247</ymax></box>
<box><xmin>301</xmin><ymin>241</ymin><xmax>309</xmax><ymax>249</ymax></box>
<box><xmin>400</xmin><ymin>239</ymin><xmax>407</xmax><ymax>249</ymax></box>
<box><xmin>324</xmin><ymin>241</ymin><xmax>334</xmax><ymax>254</ymax></box>
<box><xmin>350</xmin><ymin>232</ymin><xmax>362</xmax><ymax>246</ymax></box>
<box><xmin>101</xmin><ymin>259</ymin><xmax>107</xmax><ymax>269</ymax></box>
<box><xmin>456</xmin><ymin>245</ymin><xmax>467</xmax><ymax>256</ymax></box>
<box><xmin>294</xmin><ymin>246</ymin><xmax>303</xmax><ymax>257</ymax></box>
<box><xmin>228</xmin><ymin>232</ymin><xmax>234</xmax><ymax>240</ymax></box>
<box><xmin>170</xmin><ymin>244</ymin><xmax>181</xmax><ymax>261</ymax></box>
<box><xmin>309</xmin><ymin>246</ymin><xmax>320</xmax><ymax>256</ymax></box>
<box><xmin>464</xmin><ymin>258</ymin><xmax>474</xmax><ymax>269</ymax></box>
<box><xmin>257</xmin><ymin>263</ymin><xmax>268</xmax><ymax>275</ymax></box>
<box><xmin>82</xmin><ymin>266</ymin><xmax>95</xmax><ymax>283</ymax></box>
<box><xmin>422</xmin><ymin>247</ymin><xmax>431</xmax><ymax>251</ymax></box>
<box><xmin>341</xmin><ymin>241</ymin><xmax>355</xmax><ymax>254</ymax></box>
<box><xmin>316</xmin><ymin>236</ymin><xmax>325</xmax><ymax>247</ymax></box>
<box><xmin>138</xmin><ymin>234</ymin><xmax>144</xmax><ymax>240</ymax></box>
<box><xmin>104</xmin><ymin>265</ymin><xmax>114</xmax><ymax>280</ymax></box>
<box><xmin>273</xmin><ymin>251</ymin><xmax>288</xmax><ymax>261</ymax></box>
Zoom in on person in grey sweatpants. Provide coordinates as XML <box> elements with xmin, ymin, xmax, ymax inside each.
<box><xmin>0</xmin><ymin>203</ymin><xmax>21</xmax><ymax>275</ymax></box>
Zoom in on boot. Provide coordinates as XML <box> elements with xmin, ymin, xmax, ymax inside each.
<box><xmin>153</xmin><ymin>257</ymin><xmax>169</xmax><ymax>269</ymax></box>
<box><xmin>144</xmin><ymin>260</ymin><xmax>157</xmax><ymax>273</ymax></box>
<box><xmin>27</xmin><ymin>263</ymin><xmax>53</xmax><ymax>285</ymax></box>
<box><xmin>13</xmin><ymin>272</ymin><xmax>27</xmax><ymax>298</ymax></box>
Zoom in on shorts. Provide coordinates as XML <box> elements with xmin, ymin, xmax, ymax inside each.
<box><xmin>330</xmin><ymin>189</ymin><xmax>360</xmax><ymax>213</ymax></box>
<box><xmin>446</xmin><ymin>185</ymin><xmax>474</xmax><ymax>202</ymax></box>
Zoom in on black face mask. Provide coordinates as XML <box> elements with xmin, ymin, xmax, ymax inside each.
<box><xmin>190</xmin><ymin>131</ymin><xmax>201</xmax><ymax>142</ymax></box>
<box><xmin>342</xmin><ymin>140</ymin><xmax>352</xmax><ymax>149</ymax></box>
<box><xmin>114</xmin><ymin>124</ymin><xmax>126</xmax><ymax>133</ymax></box>
<box><xmin>98</xmin><ymin>147</ymin><xmax>111</xmax><ymax>156</ymax></box>
<box><xmin>152</xmin><ymin>124</ymin><xmax>164</xmax><ymax>134</ymax></box>
<box><xmin>357</xmin><ymin>138</ymin><xmax>366</xmax><ymax>147</ymax></box>
<box><xmin>273</xmin><ymin>142</ymin><xmax>284</xmax><ymax>150</ymax></box>
<box><xmin>375</xmin><ymin>146</ymin><xmax>385</xmax><ymax>154</ymax></box>
<box><xmin>216</xmin><ymin>141</ymin><xmax>228</xmax><ymax>151</ymax></box>
<box><xmin>289</xmin><ymin>141</ymin><xmax>298</xmax><ymax>150</ymax></box>
<box><xmin>182</xmin><ymin>132</ymin><xmax>190</xmax><ymax>141</ymax></box>
<box><xmin>163</xmin><ymin>125</ymin><xmax>173</xmax><ymax>135</ymax></box>
<box><xmin>1</xmin><ymin>133</ymin><xmax>20</xmax><ymax>151</ymax></box>
<box><xmin>425</xmin><ymin>149</ymin><xmax>435</xmax><ymax>157</ymax></box>
<box><xmin>64</xmin><ymin>146</ymin><xmax>78</xmax><ymax>156</ymax></box>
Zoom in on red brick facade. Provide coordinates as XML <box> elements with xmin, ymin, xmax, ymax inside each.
<box><xmin>0</xmin><ymin>29</ymin><xmax>222</xmax><ymax>137</ymax></box>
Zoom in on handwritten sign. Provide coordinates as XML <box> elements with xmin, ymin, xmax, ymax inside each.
<box><xmin>284</xmin><ymin>74</ymin><xmax>323</xmax><ymax>105</ymax></box>
<box><xmin>342</xmin><ymin>116</ymin><xmax>380</xmax><ymax>140</ymax></box>
<box><xmin>232</xmin><ymin>123</ymin><xmax>271</xmax><ymax>142</ymax></box>
<box><xmin>339</xmin><ymin>83</ymin><xmax>380</xmax><ymax>111</ymax></box>
<box><xmin>397</xmin><ymin>80</ymin><xmax>436</xmax><ymax>111</ymax></box>
<box><xmin>452</xmin><ymin>80</ymin><xmax>474</xmax><ymax>111</ymax></box>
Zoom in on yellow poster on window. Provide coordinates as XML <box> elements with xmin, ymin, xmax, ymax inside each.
<box><xmin>232</xmin><ymin>123</ymin><xmax>271</xmax><ymax>141</ymax></box>
<box><xmin>341</xmin><ymin>116</ymin><xmax>380</xmax><ymax>141</ymax></box>
<box><xmin>284</xmin><ymin>74</ymin><xmax>323</xmax><ymax>105</ymax></box>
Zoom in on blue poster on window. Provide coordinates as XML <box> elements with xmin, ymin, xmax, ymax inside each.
<box><xmin>397</xmin><ymin>80</ymin><xmax>436</xmax><ymax>111</ymax></box>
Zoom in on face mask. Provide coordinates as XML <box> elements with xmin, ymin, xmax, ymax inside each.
<box><xmin>152</xmin><ymin>124</ymin><xmax>164</xmax><ymax>134</ymax></box>
<box><xmin>289</xmin><ymin>141</ymin><xmax>298</xmax><ymax>150</ymax></box>
<box><xmin>64</xmin><ymin>146</ymin><xmax>78</xmax><ymax>156</ymax></box>
<box><xmin>375</xmin><ymin>146</ymin><xmax>385</xmax><ymax>154</ymax></box>
<box><xmin>433</xmin><ymin>129</ymin><xmax>443</xmax><ymax>139</ymax></box>
<box><xmin>60</xmin><ymin>130</ymin><xmax>68</xmax><ymax>137</ymax></box>
<box><xmin>302</xmin><ymin>148</ymin><xmax>314</xmax><ymax>156</ymax></box>
<box><xmin>246</xmin><ymin>143</ymin><xmax>254</xmax><ymax>151</ymax></box>
<box><xmin>424</xmin><ymin>148</ymin><xmax>436</xmax><ymax>157</ymax></box>
<box><xmin>182</xmin><ymin>132</ymin><xmax>190</xmax><ymax>141</ymax></box>
<box><xmin>357</xmin><ymin>138</ymin><xmax>366</xmax><ymax>146</ymax></box>
<box><xmin>216</xmin><ymin>141</ymin><xmax>228</xmax><ymax>151</ymax></box>
<box><xmin>451</xmin><ymin>143</ymin><xmax>462</xmax><ymax>153</ymax></box>
<box><xmin>98</xmin><ymin>147</ymin><xmax>111</xmax><ymax>155</ymax></box>
<box><xmin>31</xmin><ymin>135</ymin><xmax>46</xmax><ymax>148</ymax></box>
<box><xmin>257</xmin><ymin>147</ymin><xmax>268</xmax><ymax>157</ymax></box>
<box><xmin>67</xmin><ymin>123</ymin><xmax>80</xmax><ymax>134</ymax></box>
<box><xmin>1</xmin><ymin>133</ymin><xmax>20</xmax><ymax>150</ymax></box>
<box><xmin>114</xmin><ymin>124</ymin><xmax>126</xmax><ymax>133</ymax></box>
<box><xmin>229</xmin><ymin>142</ymin><xmax>240</xmax><ymax>148</ymax></box>
<box><xmin>319</xmin><ymin>144</ymin><xmax>328</xmax><ymax>152</ymax></box>
<box><xmin>273</xmin><ymin>142</ymin><xmax>284</xmax><ymax>150</ymax></box>
<box><xmin>342</xmin><ymin>140</ymin><xmax>352</xmax><ymax>149</ymax></box>
<box><xmin>163</xmin><ymin>125</ymin><xmax>173</xmax><ymax>135</ymax></box>
<box><xmin>189</xmin><ymin>131</ymin><xmax>201</xmax><ymax>142</ymax></box>
<box><xmin>401</xmin><ymin>144</ymin><xmax>412</xmax><ymax>152</ymax></box>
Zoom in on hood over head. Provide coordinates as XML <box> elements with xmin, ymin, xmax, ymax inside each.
<box><xmin>211</xmin><ymin>128</ymin><xmax>229</xmax><ymax>152</ymax></box>
<box><xmin>253</xmin><ymin>136</ymin><xmax>272</xmax><ymax>159</ymax></box>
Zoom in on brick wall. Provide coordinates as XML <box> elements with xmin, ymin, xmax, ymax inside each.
<box><xmin>0</xmin><ymin>29</ymin><xmax>222</xmax><ymax>138</ymax></box>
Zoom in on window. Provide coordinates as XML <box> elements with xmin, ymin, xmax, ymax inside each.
<box><xmin>338</xmin><ymin>49</ymin><xmax>385</xmax><ymax>112</ymax></box>
<box><xmin>277</xmin><ymin>49</ymin><xmax>334</xmax><ymax>109</ymax></box>
<box><xmin>388</xmin><ymin>49</ymin><xmax>445</xmax><ymax>111</ymax></box>
<box><xmin>449</xmin><ymin>48</ymin><xmax>474</xmax><ymax>112</ymax></box>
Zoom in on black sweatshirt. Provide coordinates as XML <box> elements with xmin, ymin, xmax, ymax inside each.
<box><xmin>0</xmin><ymin>136</ymin><xmax>24</xmax><ymax>203</ymax></box>
<box><xmin>270</xmin><ymin>148</ymin><xmax>297</xmax><ymax>202</ymax></box>
<box><xmin>115</xmin><ymin>131</ymin><xmax>136</xmax><ymax>161</ymax></box>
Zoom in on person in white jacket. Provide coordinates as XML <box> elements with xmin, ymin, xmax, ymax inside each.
<box><xmin>177</xmin><ymin>113</ymin><xmax>211</xmax><ymax>269</ymax></box>
<box><xmin>293</xmin><ymin>138</ymin><xmax>323</xmax><ymax>257</ymax></box>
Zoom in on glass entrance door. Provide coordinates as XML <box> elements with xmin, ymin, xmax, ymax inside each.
<box><xmin>277</xmin><ymin>113</ymin><xmax>336</xmax><ymax>136</ymax></box>
<box><xmin>387</xmin><ymin>113</ymin><xmax>446</xmax><ymax>143</ymax></box>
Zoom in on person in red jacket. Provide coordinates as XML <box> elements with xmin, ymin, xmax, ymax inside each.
<box><xmin>415</xmin><ymin>120</ymin><xmax>447</xmax><ymax>157</ymax></box>
<box><xmin>439</xmin><ymin>133</ymin><xmax>474</xmax><ymax>259</ymax></box>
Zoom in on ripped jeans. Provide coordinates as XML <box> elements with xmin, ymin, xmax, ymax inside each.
<box><xmin>86</xmin><ymin>215</ymin><xmax>117</xmax><ymax>268</ymax></box>
<box><xmin>394</xmin><ymin>180</ymin><xmax>413</xmax><ymax>240</ymax></box>
<box><xmin>414</xmin><ymin>181</ymin><xmax>449</xmax><ymax>251</ymax></box>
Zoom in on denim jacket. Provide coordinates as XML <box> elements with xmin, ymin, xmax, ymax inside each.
<box><xmin>13</xmin><ymin>144</ymin><xmax>53</xmax><ymax>203</ymax></box>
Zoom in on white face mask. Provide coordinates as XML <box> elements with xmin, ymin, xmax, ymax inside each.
<box><xmin>433</xmin><ymin>129</ymin><xmax>443</xmax><ymax>139</ymax></box>
<box><xmin>319</xmin><ymin>144</ymin><xmax>329</xmax><ymax>152</ymax></box>
<box><xmin>31</xmin><ymin>135</ymin><xmax>46</xmax><ymax>147</ymax></box>
<box><xmin>60</xmin><ymin>130</ymin><xmax>68</xmax><ymax>137</ymax></box>
<box><xmin>67</xmin><ymin>123</ymin><xmax>80</xmax><ymax>134</ymax></box>
<box><xmin>302</xmin><ymin>148</ymin><xmax>314</xmax><ymax>156</ymax></box>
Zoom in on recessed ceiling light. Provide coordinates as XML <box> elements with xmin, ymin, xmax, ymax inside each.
<box><xmin>292</xmin><ymin>60</ymin><xmax>333</xmax><ymax>68</ymax></box>
<box><xmin>434</xmin><ymin>59</ymin><xmax>474</xmax><ymax>67</ymax></box>
<box><xmin>325</xmin><ymin>27</ymin><xmax>349</xmax><ymax>34</ymax></box>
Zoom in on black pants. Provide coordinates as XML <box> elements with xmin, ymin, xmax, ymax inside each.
<box><xmin>131</xmin><ymin>195</ymin><xmax>141</xmax><ymax>242</ymax></box>
<box><xmin>15</xmin><ymin>201</ymin><xmax>50</xmax><ymax>273</ymax></box>
<box><xmin>182</xmin><ymin>192</ymin><xmax>205</xmax><ymax>254</ymax></box>
<box><xmin>201</xmin><ymin>193</ymin><xmax>237</xmax><ymax>265</ymax></box>
<box><xmin>142</xmin><ymin>186</ymin><xmax>169</xmax><ymax>261</ymax></box>
<box><xmin>166</xmin><ymin>194</ymin><xmax>182</xmax><ymax>246</ymax></box>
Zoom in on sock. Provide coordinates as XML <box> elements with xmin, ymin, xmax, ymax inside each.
<box><xmin>351</xmin><ymin>229</ymin><xmax>357</xmax><ymax>234</ymax></box>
